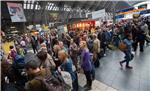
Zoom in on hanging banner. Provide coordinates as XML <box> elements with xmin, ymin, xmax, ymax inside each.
<box><xmin>7</xmin><ymin>3</ymin><xmax>26</xmax><ymax>22</ymax></box>
<box><xmin>91</xmin><ymin>9</ymin><xmax>106</xmax><ymax>19</ymax></box>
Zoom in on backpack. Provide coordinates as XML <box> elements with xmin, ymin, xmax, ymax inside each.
<box><xmin>119</xmin><ymin>41</ymin><xmax>127</xmax><ymax>52</ymax></box>
<box><xmin>60</xmin><ymin>71</ymin><xmax>72</xmax><ymax>90</ymax></box>
<box><xmin>35</xmin><ymin>71</ymin><xmax>71</xmax><ymax>91</ymax></box>
<box><xmin>13</xmin><ymin>55</ymin><xmax>25</xmax><ymax>69</ymax></box>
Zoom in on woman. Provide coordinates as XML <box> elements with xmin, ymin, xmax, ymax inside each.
<box><xmin>80</xmin><ymin>41</ymin><xmax>93</xmax><ymax>90</ymax></box>
<box><xmin>58</xmin><ymin>50</ymin><xmax>78</xmax><ymax>91</ymax></box>
<box><xmin>120</xmin><ymin>34</ymin><xmax>134</xmax><ymax>69</ymax></box>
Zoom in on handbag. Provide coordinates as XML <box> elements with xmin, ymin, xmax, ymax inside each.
<box><xmin>119</xmin><ymin>41</ymin><xmax>127</xmax><ymax>52</ymax></box>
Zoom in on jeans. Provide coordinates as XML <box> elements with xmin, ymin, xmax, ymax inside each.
<box><xmin>121</xmin><ymin>51</ymin><xmax>134</xmax><ymax>66</ymax></box>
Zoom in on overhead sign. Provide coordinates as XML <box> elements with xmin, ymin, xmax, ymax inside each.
<box><xmin>91</xmin><ymin>9</ymin><xmax>106</xmax><ymax>19</ymax></box>
<box><xmin>118</xmin><ymin>8</ymin><xmax>146</xmax><ymax>15</ymax></box>
<box><xmin>7</xmin><ymin>3</ymin><xmax>26</xmax><ymax>22</ymax></box>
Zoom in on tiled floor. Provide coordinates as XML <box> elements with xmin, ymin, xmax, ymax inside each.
<box><xmin>79</xmin><ymin>46</ymin><xmax>150</xmax><ymax>91</ymax></box>
<box><xmin>78</xmin><ymin>73</ymin><xmax>118</xmax><ymax>91</ymax></box>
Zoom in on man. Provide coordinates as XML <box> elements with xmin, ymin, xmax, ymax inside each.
<box><xmin>30</xmin><ymin>36</ymin><xmax>38</xmax><ymax>54</ymax></box>
<box><xmin>36</xmin><ymin>49</ymin><xmax>56</xmax><ymax>72</ymax></box>
<box><xmin>98</xmin><ymin>28</ymin><xmax>107</xmax><ymax>56</ymax></box>
<box><xmin>141</xmin><ymin>22</ymin><xmax>150</xmax><ymax>45</ymax></box>
<box><xmin>25</xmin><ymin>54</ymin><xmax>48</xmax><ymax>91</ymax></box>
<box><xmin>93</xmin><ymin>34</ymin><xmax>101</xmax><ymax>68</ymax></box>
<box><xmin>133</xmin><ymin>22</ymin><xmax>146</xmax><ymax>52</ymax></box>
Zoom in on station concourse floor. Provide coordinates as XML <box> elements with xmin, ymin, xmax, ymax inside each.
<box><xmin>78</xmin><ymin>46</ymin><xmax>150</xmax><ymax>91</ymax></box>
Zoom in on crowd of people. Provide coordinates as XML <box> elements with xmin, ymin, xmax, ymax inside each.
<box><xmin>1</xmin><ymin>16</ymin><xmax>150</xmax><ymax>91</ymax></box>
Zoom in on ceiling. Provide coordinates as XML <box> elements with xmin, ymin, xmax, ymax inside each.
<box><xmin>22</xmin><ymin>1</ymin><xmax>133</xmax><ymax>12</ymax></box>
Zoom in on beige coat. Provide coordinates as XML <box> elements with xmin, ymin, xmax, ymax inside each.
<box><xmin>93</xmin><ymin>38</ymin><xmax>100</xmax><ymax>53</ymax></box>
<box><xmin>41</xmin><ymin>54</ymin><xmax>56</xmax><ymax>71</ymax></box>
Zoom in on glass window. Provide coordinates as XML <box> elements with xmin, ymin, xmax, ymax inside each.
<box><xmin>31</xmin><ymin>4</ymin><xmax>34</xmax><ymax>9</ymax></box>
<box><xmin>35</xmin><ymin>4</ymin><xmax>38</xmax><ymax>10</ymax></box>
<box><xmin>27</xmin><ymin>4</ymin><xmax>30</xmax><ymax>9</ymax></box>
<box><xmin>24</xmin><ymin>4</ymin><xmax>26</xmax><ymax>9</ymax></box>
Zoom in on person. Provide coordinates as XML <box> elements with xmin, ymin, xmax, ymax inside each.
<box><xmin>61</xmin><ymin>33</ymin><xmax>71</xmax><ymax>48</ymax></box>
<box><xmin>80</xmin><ymin>41</ymin><xmax>93</xmax><ymax>90</ymax></box>
<box><xmin>1</xmin><ymin>58</ymin><xmax>12</xmax><ymax>90</ymax></box>
<box><xmin>20</xmin><ymin>38</ymin><xmax>27</xmax><ymax>54</ymax></box>
<box><xmin>93</xmin><ymin>34</ymin><xmax>101</xmax><ymax>68</ymax></box>
<box><xmin>98</xmin><ymin>28</ymin><xmax>107</xmax><ymax>56</ymax></box>
<box><xmin>25</xmin><ymin>54</ymin><xmax>49</xmax><ymax>91</ymax></box>
<box><xmin>58</xmin><ymin>50</ymin><xmax>78</xmax><ymax>91</ymax></box>
<box><xmin>141</xmin><ymin>22</ymin><xmax>150</xmax><ymax>45</ymax></box>
<box><xmin>30</xmin><ymin>36</ymin><xmax>38</xmax><ymax>54</ymax></box>
<box><xmin>87</xmin><ymin>35</ymin><xmax>94</xmax><ymax>53</ymax></box>
<box><xmin>69</xmin><ymin>39</ymin><xmax>79</xmax><ymax>70</ymax></box>
<box><xmin>16</xmin><ymin>45</ymin><xmax>25</xmax><ymax>57</ymax></box>
<box><xmin>8</xmin><ymin>45</ymin><xmax>17</xmax><ymax>62</ymax></box>
<box><xmin>0</xmin><ymin>48</ymin><xmax>4</xmax><ymax>61</ymax></box>
<box><xmin>120</xmin><ymin>34</ymin><xmax>134</xmax><ymax>69</ymax></box>
<box><xmin>36</xmin><ymin>49</ymin><xmax>56</xmax><ymax>73</ymax></box>
<box><xmin>133</xmin><ymin>22</ymin><xmax>146</xmax><ymax>52</ymax></box>
<box><xmin>59</xmin><ymin>41</ymin><xmax>68</xmax><ymax>52</ymax></box>
<box><xmin>53</xmin><ymin>43</ymin><xmax>61</xmax><ymax>68</ymax></box>
<box><xmin>46</xmin><ymin>36</ymin><xmax>52</xmax><ymax>54</ymax></box>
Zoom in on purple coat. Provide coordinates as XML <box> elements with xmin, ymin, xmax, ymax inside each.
<box><xmin>81</xmin><ymin>49</ymin><xmax>92</xmax><ymax>71</ymax></box>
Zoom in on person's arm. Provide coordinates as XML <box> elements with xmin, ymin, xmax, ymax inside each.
<box><xmin>47</xmin><ymin>54</ymin><xmax>56</xmax><ymax>68</ymax></box>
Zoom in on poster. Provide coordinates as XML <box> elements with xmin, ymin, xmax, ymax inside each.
<box><xmin>7</xmin><ymin>3</ymin><xmax>26</xmax><ymax>22</ymax></box>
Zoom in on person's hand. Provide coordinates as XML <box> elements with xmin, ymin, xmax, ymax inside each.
<box><xmin>58</xmin><ymin>66</ymin><xmax>62</xmax><ymax>72</ymax></box>
<box><xmin>5</xmin><ymin>76</ymin><xmax>9</xmax><ymax>84</ymax></box>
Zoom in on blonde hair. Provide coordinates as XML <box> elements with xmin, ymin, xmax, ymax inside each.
<box><xmin>80</xmin><ymin>41</ymin><xmax>88</xmax><ymax>48</ymax></box>
<box><xmin>58</xmin><ymin>50</ymin><xmax>69</xmax><ymax>58</ymax></box>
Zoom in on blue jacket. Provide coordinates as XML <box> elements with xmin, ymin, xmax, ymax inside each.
<box><xmin>123</xmin><ymin>38</ymin><xmax>133</xmax><ymax>53</ymax></box>
<box><xmin>60</xmin><ymin>58</ymin><xmax>76</xmax><ymax>81</ymax></box>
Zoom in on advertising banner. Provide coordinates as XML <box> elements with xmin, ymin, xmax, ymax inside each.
<box><xmin>7</xmin><ymin>3</ymin><xmax>26</xmax><ymax>22</ymax></box>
